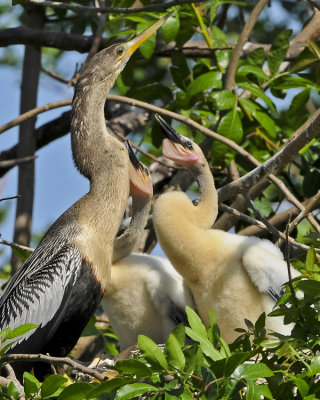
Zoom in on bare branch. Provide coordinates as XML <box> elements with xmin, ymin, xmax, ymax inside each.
<box><xmin>27</xmin><ymin>0</ymin><xmax>208</xmax><ymax>15</ymax></box>
<box><xmin>0</xmin><ymin>195</ymin><xmax>20</xmax><ymax>202</ymax></box>
<box><xmin>225</xmin><ymin>0</ymin><xmax>270</xmax><ymax>90</ymax></box>
<box><xmin>238</xmin><ymin>195</ymin><xmax>320</xmax><ymax>237</ymax></box>
<box><xmin>277</xmin><ymin>190</ymin><xmax>320</xmax><ymax>246</ymax></box>
<box><xmin>219</xmin><ymin>203</ymin><xmax>320</xmax><ymax>254</ymax></box>
<box><xmin>0</xmin><ymin>99</ymin><xmax>71</xmax><ymax>135</ymax></box>
<box><xmin>1</xmin><ymin>353</ymin><xmax>106</xmax><ymax>382</ymax></box>
<box><xmin>0</xmin><ymin>156</ymin><xmax>37</xmax><ymax>169</ymax></box>
<box><xmin>0</xmin><ymin>237</ymin><xmax>34</xmax><ymax>253</ymax></box>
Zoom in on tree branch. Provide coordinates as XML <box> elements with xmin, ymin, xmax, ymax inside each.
<box><xmin>0</xmin><ymin>99</ymin><xmax>71</xmax><ymax>136</ymax></box>
<box><xmin>1</xmin><ymin>353</ymin><xmax>106</xmax><ymax>382</ymax></box>
<box><xmin>225</xmin><ymin>0</ymin><xmax>270</xmax><ymax>90</ymax></box>
<box><xmin>26</xmin><ymin>0</ymin><xmax>208</xmax><ymax>15</ymax></box>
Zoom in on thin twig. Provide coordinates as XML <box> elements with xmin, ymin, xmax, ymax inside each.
<box><xmin>1</xmin><ymin>353</ymin><xmax>106</xmax><ymax>382</ymax></box>
<box><xmin>0</xmin><ymin>237</ymin><xmax>34</xmax><ymax>253</ymax></box>
<box><xmin>244</xmin><ymin>193</ymin><xmax>280</xmax><ymax>240</ymax></box>
<box><xmin>0</xmin><ymin>195</ymin><xmax>20</xmax><ymax>202</ymax></box>
<box><xmin>0</xmin><ymin>99</ymin><xmax>71</xmax><ymax>135</ymax></box>
<box><xmin>0</xmin><ymin>156</ymin><xmax>37</xmax><ymax>168</ymax></box>
<box><xmin>219</xmin><ymin>203</ymin><xmax>320</xmax><ymax>254</ymax></box>
<box><xmin>225</xmin><ymin>0</ymin><xmax>270</xmax><ymax>90</ymax></box>
<box><xmin>276</xmin><ymin>190</ymin><xmax>320</xmax><ymax>247</ymax></box>
<box><xmin>27</xmin><ymin>0</ymin><xmax>208</xmax><ymax>15</ymax></box>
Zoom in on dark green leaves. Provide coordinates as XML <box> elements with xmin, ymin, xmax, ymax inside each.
<box><xmin>268</xmin><ymin>29</ymin><xmax>292</xmax><ymax>75</ymax></box>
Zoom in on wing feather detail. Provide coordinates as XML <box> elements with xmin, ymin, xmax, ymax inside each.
<box><xmin>0</xmin><ymin>244</ymin><xmax>82</xmax><ymax>347</ymax></box>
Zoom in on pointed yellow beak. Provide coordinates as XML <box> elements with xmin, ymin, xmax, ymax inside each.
<box><xmin>125</xmin><ymin>12</ymin><xmax>173</xmax><ymax>56</ymax></box>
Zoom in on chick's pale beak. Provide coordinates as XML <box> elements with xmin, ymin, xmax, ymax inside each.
<box><xmin>125</xmin><ymin>12</ymin><xmax>173</xmax><ymax>57</ymax></box>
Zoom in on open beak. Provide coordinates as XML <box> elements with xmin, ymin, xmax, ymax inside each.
<box><xmin>124</xmin><ymin>12</ymin><xmax>173</xmax><ymax>57</ymax></box>
<box><xmin>155</xmin><ymin>114</ymin><xmax>191</xmax><ymax>148</ymax></box>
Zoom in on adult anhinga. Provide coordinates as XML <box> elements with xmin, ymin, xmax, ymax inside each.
<box><xmin>153</xmin><ymin>115</ymin><xmax>299</xmax><ymax>343</ymax></box>
<box><xmin>102</xmin><ymin>142</ymin><xmax>194</xmax><ymax>350</ymax></box>
<box><xmin>0</xmin><ymin>15</ymin><xmax>170</xmax><ymax>375</ymax></box>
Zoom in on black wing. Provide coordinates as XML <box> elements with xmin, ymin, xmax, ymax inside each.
<box><xmin>0</xmin><ymin>244</ymin><xmax>82</xmax><ymax>349</ymax></box>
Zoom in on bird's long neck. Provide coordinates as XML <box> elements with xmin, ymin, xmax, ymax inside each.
<box><xmin>190</xmin><ymin>161</ymin><xmax>218</xmax><ymax>229</ymax></box>
<box><xmin>112</xmin><ymin>195</ymin><xmax>151</xmax><ymax>263</ymax></box>
<box><xmin>70</xmin><ymin>75</ymin><xmax>130</xmax><ymax>289</ymax></box>
<box><xmin>153</xmin><ymin>159</ymin><xmax>218</xmax><ymax>285</ymax></box>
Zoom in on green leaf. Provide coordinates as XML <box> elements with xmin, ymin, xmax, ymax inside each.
<box><xmin>58</xmin><ymin>382</ymin><xmax>92</xmax><ymax>400</ymax></box>
<box><xmin>23</xmin><ymin>372</ymin><xmax>40</xmax><ymax>398</ymax></box>
<box><xmin>115</xmin><ymin>383</ymin><xmax>157</xmax><ymax>400</ymax></box>
<box><xmin>238</xmin><ymin>82</ymin><xmax>276</xmax><ymax>113</ymax></box>
<box><xmin>308</xmin><ymin>40</ymin><xmax>320</xmax><ymax>59</ymax></box>
<box><xmin>296</xmin><ymin>280</ymin><xmax>320</xmax><ymax>297</ymax></box>
<box><xmin>210</xmin><ymin>90</ymin><xmax>235</xmax><ymax>110</ymax></box>
<box><xmin>41</xmin><ymin>375</ymin><xmax>69</xmax><ymax>398</ymax></box>
<box><xmin>170</xmin><ymin>323</ymin><xmax>186</xmax><ymax>348</ymax></box>
<box><xmin>185</xmin><ymin>327</ymin><xmax>223</xmax><ymax>361</ymax></box>
<box><xmin>288</xmin><ymin>89</ymin><xmax>310</xmax><ymax>118</ymax></box>
<box><xmin>253</xmin><ymin>111</ymin><xmax>277</xmax><ymax>138</ymax></box>
<box><xmin>274</xmin><ymin>76</ymin><xmax>320</xmax><ymax>90</ymax></box>
<box><xmin>6</xmin><ymin>323</ymin><xmax>38</xmax><ymax>340</ymax></box>
<box><xmin>291</xmin><ymin>57</ymin><xmax>319</xmax><ymax>73</ymax></box>
<box><xmin>187</xmin><ymin>71</ymin><xmax>222</xmax><ymax>96</ymax></box>
<box><xmin>290</xmin><ymin>376</ymin><xmax>309</xmax><ymax>398</ymax></box>
<box><xmin>164</xmin><ymin>333</ymin><xmax>185</xmax><ymax>370</ymax></box>
<box><xmin>246</xmin><ymin>380</ymin><xmax>273</xmax><ymax>400</ymax></box>
<box><xmin>232</xmin><ymin>363</ymin><xmax>274</xmax><ymax>380</ymax></box>
<box><xmin>224</xmin><ymin>352</ymin><xmax>250</xmax><ymax>377</ymax></box>
<box><xmin>7</xmin><ymin>382</ymin><xmax>19</xmax><ymax>400</ymax></box>
<box><xmin>217</xmin><ymin>109</ymin><xmax>243</xmax><ymax>143</ymax></box>
<box><xmin>138</xmin><ymin>335</ymin><xmax>169</xmax><ymax>371</ymax></box>
<box><xmin>186</xmin><ymin>306</ymin><xmax>207</xmax><ymax>338</ymax></box>
<box><xmin>268</xmin><ymin>29</ymin><xmax>292</xmax><ymax>75</ymax></box>
<box><xmin>162</xmin><ymin>12</ymin><xmax>180</xmax><ymax>43</ymax></box>
<box><xmin>253</xmin><ymin>197</ymin><xmax>274</xmax><ymax>219</ymax></box>
<box><xmin>309</xmin><ymin>356</ymin><xmax>320</xmax><ymax>375</ymax></box>
<box><xmin>113</xmin><ymin>359</ymin><xmax>152</xmax><ymax>378</ymax></box>
<box><xmin>306</xmin><ymin>247</ymin><xmax>317</xmax><ymax>272</ymax></box>
<box><xmin>237</xmin><ymin>64</ymin><xmax>269</xmax><ymax>81</ymax></box>
<box><xmin>247</xmin><ymin>47</ymin><xmax>265</xmax><ymax>67</ymax></box>
<box><xmin>86</xmin><ymin>377</ymin><xmax>134</xmax><ymax>398</ymax></box>
<box><xmin>12</xmin><ymin>246</ymin><xmax>31</xmax><ymax>262</ymax></box>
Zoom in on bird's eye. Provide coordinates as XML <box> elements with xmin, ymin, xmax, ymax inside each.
<box><xmin>186</xmin><ymin>141</ymin><xmax>193</xmax><ymax>150</ymax></box>
<box><xmin>117</xmin><ymin>46</ymin><xmax>124</xmax><ymax>56</ymax></box>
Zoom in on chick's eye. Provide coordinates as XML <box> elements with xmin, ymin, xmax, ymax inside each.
<box><xmin>117</xmin><ymin>46</ymin><xmax>124</xmax><ymax>56</ymax></box>
<box><xmin>186</xmin><ymin>141</ymin><xmax>193</xmax><ymax>150</ymax></box>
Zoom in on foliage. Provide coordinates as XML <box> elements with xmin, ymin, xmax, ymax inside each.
<box><xmin>2</xmin><ymin>248</ymin><xmax>320</xmax><ymax>399</ymax></box>
<box><xmin>1</xmin><ymin>0</ymin><xmax>320</xmax><ymax>399</ymax></box>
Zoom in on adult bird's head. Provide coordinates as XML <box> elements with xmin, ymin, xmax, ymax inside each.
<box><xmin>155</xmin><ymin>114</ymin><xmax>205</xmax><ymax>169</ymax></box>
<box><xmin>126</xmin><ymin>141</ymin><xmax>153</xmax><ymax>198</ymax></box>
<box><xmin>77</xmin><ymin>13</ymin><xmax>173</xmax><ymax>92</ymax></box>
<box><xmin>71</xmin><ymin>14</ymin><xmax>172</xmax><ymax>181</ymax></box>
